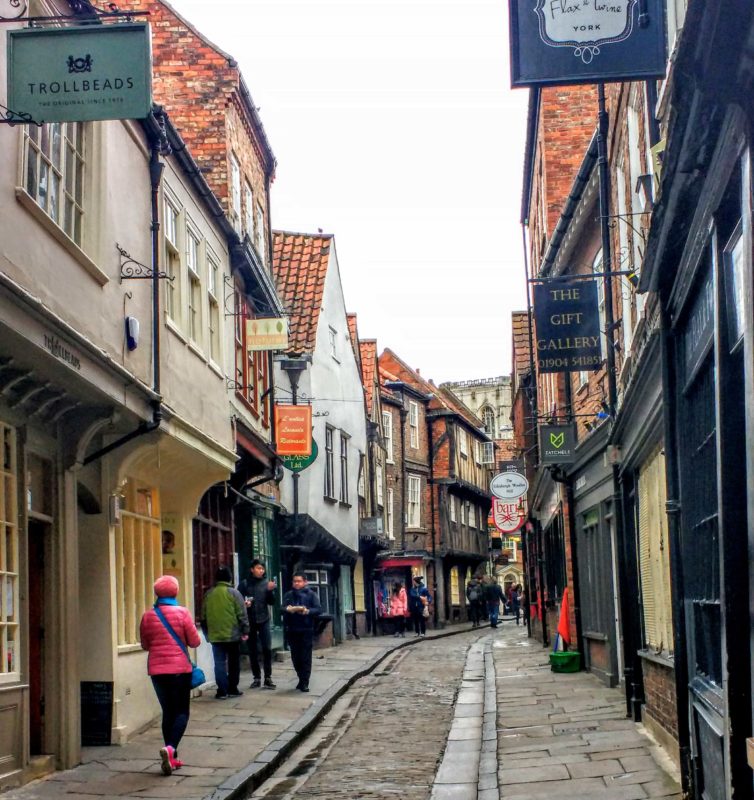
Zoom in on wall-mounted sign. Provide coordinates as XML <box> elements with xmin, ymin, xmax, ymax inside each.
<box><xmin>539</xmin><ymin>423</ymin><xmax>576</xmax><ymax>464</ymax></box>
<box><xmin>490</xmin><ymin>470</ymin><xmax>529</xmax><ymax>500</ymax></box>
<box><xmin>7</xmin><ymin>23</ymin><xmax>152</xmax><ymax>123</ymax></box>
<box><xmin>509</xmin><ymin>0</ymin><xmax>666</xmax><ymax>87</ymax></box>
<box><xmin>246</xmin><ymin>317</ymin><xmax>289</xmax><ymax>352</ymax></box>
<box><xmin>280</xmin><ymin>440</ymin><xmax>318</xmax><ymax>472</ymax></box>
<box><xmin>492</xmin><ymin>498</ymin><xmax>525</xmax><ymax>534</ymax></box>
<box><xmin>274</xmin><ymin>405</ymin><xmax>312</xmax><ymax>457</ymax></box>
<box><xmin>534</xmin><ymin>279</ymin><xmax>602</xmax><ymax>373</ymax></box>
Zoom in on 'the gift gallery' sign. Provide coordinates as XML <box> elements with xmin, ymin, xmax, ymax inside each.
<box><xmin>7</xmin><ymin>23</ymin><xmax>152</xmax><ymax>123</ymax></box>
<box><xmin>533</xmin><ymin>279</ymin><xmax>602</xmax><ymax>373</ymax></box>
<box><xmin>509</xmin><ymin>0</ymin><xmax>666</xmax><ymax>87</ymax></box>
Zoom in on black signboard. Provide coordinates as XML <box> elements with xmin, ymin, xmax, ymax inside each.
<box><xmin>81</xmin><ymin>681</ymin><xmax>113</xmax><ymax>747</ymax></box>
<box><xmin>539</xmin><ymin>424</ymin><xmax>577</xmax><ymax>464</ymax></box>
<box><xmin>509</xmin><ymin>0</ymin><xmax>666</xmax><ymax>88</ymax></box>
<box><xmin>534</xmin><ymin>279</ymin><xmax>601</xmax><ymax>373</ymax></box>
<box><xmin>498</xmin><ymin>459</ymin><xmax>525</xmax><ymax>474</ymax></box>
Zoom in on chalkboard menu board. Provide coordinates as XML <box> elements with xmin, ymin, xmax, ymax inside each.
<box><xmin>81</xmin><ymin>681</ymin><xmax>113</xmax><ymax>747</ymax></box>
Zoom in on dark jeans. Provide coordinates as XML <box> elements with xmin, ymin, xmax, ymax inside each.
<box><xmin>151</xmin><ymin>673</ymin><xmax>192</xmax><ymax>753</ymax></box>
<box><xmin>394</xmin><ymin>615</ymin><xmax>406</xmax><ymax>635</ymax></box>
<box><xmin>248</xmin><ymin>620</ymin><xmax>273</xmax><ymax>679</ymax></box>
<box><xmin>512</xmin><ymin>602</ymin><xmax>520</xmax><ymax>624</ymax></box>
<box><xmin>211</xmin><ymin>641</ymin><xmax>241</xmax><ymax>694</ymax></box>
<box><xmin>469</xmin><ymin>600</ymin><xmax>483</xmax><ymax>626</ymax></box>
<box><xmin>488</xmin><ymin>601</ymin><xmax>500</xmax><ymax>627</ymax></box>
<box><xmin>288</xmin><ymin>629</ymin><xmax>313</xmax><ymax>686</ymax></box>
<box><xmin>411</xmin><ymin>610</ymin><xmax>427</xmax><ymax>635</ymax></box>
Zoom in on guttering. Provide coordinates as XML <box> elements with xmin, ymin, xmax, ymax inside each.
<box><xmin>520</xmin><ymin>87</ymin><xmax>541</xmax><ymax>225</ymax></box>
<box><xmin>539</xmin><ymin>132</ymin><xmax>598</xmax><ymax>277</ymax></box>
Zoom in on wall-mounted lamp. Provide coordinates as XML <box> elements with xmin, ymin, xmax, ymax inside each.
<box><xmin>635</xmin><ymin>173</ymin><xmax>654</xmax><ymax>213</ymax></box>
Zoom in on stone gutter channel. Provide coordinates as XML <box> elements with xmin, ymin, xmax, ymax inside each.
<box><xmin>207</xmin><ymin>625</ymin><xmax>487</xmax><ymax>800</ymax></box>
<box><xmin>430</xmin><ymin>635</ymin><xmax>499</xmax><ymax>800</ymax></box>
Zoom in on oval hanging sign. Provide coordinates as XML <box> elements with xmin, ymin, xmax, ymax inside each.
<box><xmin>280</xmin><ymin>441</ymin><xmax>318</xmax><ymax>473</ymax></box>
<box><xmin>492</xmin><ymin>498</ymin><xmax>525</xmax><ymax>534</ymax></box>
<box><xmin>490</xmin><ymin>471</ymin><xmax>528</xmax><ymax>500</ymax></box>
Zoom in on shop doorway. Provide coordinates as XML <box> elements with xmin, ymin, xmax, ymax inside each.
<box><xmin>27</xmin><ymin>518</ymin><xmax>49</xmax><ymax>756</ymax></box>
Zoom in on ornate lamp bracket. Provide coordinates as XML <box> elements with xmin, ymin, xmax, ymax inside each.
<box><xmin>118</xmin><ymin>244</ymin><xmax>174</xmax><ymax>283</ymax></box>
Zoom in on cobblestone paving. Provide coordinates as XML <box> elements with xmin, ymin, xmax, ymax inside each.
<box><xmin>494</xmin><ymin>625</ymin><xmax>682</xmax><ymax>800</ymax></box>
<box><xmin>254</xmin><ymin>630</ymin><xmax>484</xmax><ymax>800</ymax></box>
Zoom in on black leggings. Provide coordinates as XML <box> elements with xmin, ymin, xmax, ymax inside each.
<box><xmin>151</xmin><ymin>673</ymin><xmax>192</xmax><ymax>753</ymax></box>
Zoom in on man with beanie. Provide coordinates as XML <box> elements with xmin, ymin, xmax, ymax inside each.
<box><xmin>201</xmin><ymin>566</ymin><xmax>249</xmax><ymax>699</ymax></box>
<box><xmin>237</xmin><ymin>559</ymin><xmax>277</xmax><ymax>689</ymax></box>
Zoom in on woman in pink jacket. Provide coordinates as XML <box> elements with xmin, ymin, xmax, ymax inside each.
<box><xmin>140</xmin><ymin>575</ymin><xmax>200</xmax><ymax>776</ymax></box>
<box><xmin>390</xmin><ymin>581</ymin><xmax>409</xmax><ymax>638</ymax></box>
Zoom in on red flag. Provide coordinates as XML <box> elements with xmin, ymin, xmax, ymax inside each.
<box><xmin>557</xmin><ymin>587</ymin><xmax>570</xmax><ymax>645</ymax></box>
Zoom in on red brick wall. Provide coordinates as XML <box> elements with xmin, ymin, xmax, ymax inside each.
<box><xmin>641</xmin><ymin>657</ymin><xmax>679</xmax><ymax>743</ymax></box>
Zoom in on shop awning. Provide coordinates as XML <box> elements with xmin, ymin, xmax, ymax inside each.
<box><xmin>378</xmin><ymin>558</ymin><xmax>425</xmax><ymax>569</ymax></box>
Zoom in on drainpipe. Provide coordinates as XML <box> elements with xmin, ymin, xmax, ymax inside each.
<box><xmin>83</xmin><ymin>109</ymin><xmax>168</xmax><ymax>465</ymax></box>
<box><xmin>427</xmin><ymin>413</ymin><xmax>438</xmax><ymax>627</ymax></box>
<box><xmin>399</xmin><ymin>399</ymin><xmax>408</xmax><ymax>552</ymax></box>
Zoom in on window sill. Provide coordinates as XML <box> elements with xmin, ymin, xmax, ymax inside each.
<box><xmin>208</xmin><ymin>360</ymin><xmax>224</xmax><ymax>380</ymax></box>
<box><xmin>16</xmin><ymin>187</ymin><xmax>108</xmax><ymax>286</ymax></box>
<box><xmin>188</xmin><ymin>340</ymin><xmax>206</xmax><ymax>362</ymax></box>
<box><xmin>117</xmin><ymin>644</ymin><xmax>144</xmax><ymax>654</ymax></box>
<box><xmin>638</xmin><ymin>648</ymin><xmax>674</xmax><ymax>669</ymax></box>
<box><xmin>323</xmin><ymin>495</ymin><xmax>338</xmax><ymax>504</ymax></box>
<box><xmin>165</xmin><ymin>318</ymin><xmax>187</xmax><ymax>343</ymax></box>
<box><xmin>339</xmin><ymin>501</ymin><xmax>352</xmax><ymax>509</ymax></box>
<box><xmin>406</xmin><ymin>527</ymin><xmax>426</xmax><ymax>533</ymax></box>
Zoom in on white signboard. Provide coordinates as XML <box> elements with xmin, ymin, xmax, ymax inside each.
<box><xmin>490</xmin><ymin>471</ymin><xmax>529</xmax><ymax>500</ymax></box>
<box><xmin>492</xmin><ymin>499</ymin><xmax>525</xmax><ymax>534</ymax></box>
<box><xmin>246</xmin><ymin>317</ymin><xmax>289</xmax><ymax>351</ymax></box>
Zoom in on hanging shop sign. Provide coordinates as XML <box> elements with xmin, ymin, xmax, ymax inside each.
<box><xmin>274</xmin><ymin>405</ymin><xmax>312</xmax><ymax>457</ymax></box>
<box><xmin>7</xmin><ymin>23</ymin><xmax>152</xmax><ymax>123</ymax></box>
<box><xmin>539</xmin><ymin>423</ymin><xmax>576</xmax><ymax>464</ymax></box>
<box><xmin>490</xmin><ymin>470</ymin><xmax>529</xmax><ymax>501</ymax></box>
<box><xmin>246</xmin><ymin>317</ymin><xmax>289</xmax><ymax>352</ymax></box>
<box><xmin>492</xmin><ymin>498</ymin><xmax>525</xmax><ymax>534</ymax></box>
<box><xmin>508</xmin><ymin>0</ymin><xmax>666</xmax><ymax>88</ymax></box>
<box><xmin>280</xmin><ymin>440</ymin><xmax>318</xmax><ymax>472</ymax></box>
<box><xmin>533</xmin><ymin>279</ymin><xmax>601</xmax><ymax>373</ymax></box>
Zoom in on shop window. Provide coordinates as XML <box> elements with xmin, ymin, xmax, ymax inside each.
<box><xmin>304</xmin><ymin>569</ymin><xmax>333</xmax><ymax>615</ymax></box>
<box><xmin>114</xmin><ymin>480</ymin><xmax>161</xmax><ymax>646</ymax></box>
<box><xmin>24</xmin><ymin>122</ymin><xmax>85</xmax><ymax>246</ymax></box>
<box><xmin>193</xmin><ymin>486</ymin><xmax>233</xmax><ymax>614</ymax></box>
<box><xmin>0</xmin><ymin>424</ymin><xmax>18</xmax><ymax>676</ymax></box>
<box><xmin>450</xmin><ymin>567</ymin><xmax>460</xmax><ymax>605</ymax></box>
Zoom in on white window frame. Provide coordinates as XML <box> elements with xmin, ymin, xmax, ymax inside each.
<box><xmin>230</xmin><ymin>152</ymin><xmax>242</xmax><ymax>232</ymax></box>
<box><xmin>256</xmin><ymin>202</ymin><xmax>266</xmax><ymax>262</ymax></box>
<box><xmin>460</xmin><ymin>501</ymin><xmax>466</xmax><ymax>526</ymax></box>
<box><xmin>339</xmin><ymin>432</ymin><xmax>349</xmax><ymax>504</ymax></box>
<box><xmin>207</xmin><ymin>248</ymin><xmax>221</xmax><ymax>365</ymax></box>
<box><xmin>382</xmin><ymin>411</ymin><xmax>394</xmax><ymax>463</ymax></box>
<box><xmin>244</xmin><ymin>182</ymin><xmax>254</xmax><ymax>240</ymax></box>
<box><xmin>480</xmin><ymin>442</ymin><xmax>495</xmax><ymax>465</ymax></box>
<box><xmin>407</xmin><ymin>475</ymin><xmax>421</xmax><ymax>528</ymax></box>
<box><xmin>450</xmin><ymin>495</ymin><xmax>457</xmax><ymax>523</ymax></box>
<box><xmin>458</xmin><ymin>427</ymin><xmax>468</xmax><ymax>457</ymax></box>
<box><xmin>163</xmin><ymin>196</ymin><xmax>181</xmax><ymax>323</ymax></box>
<box><xmin>376</xmin><ymin>462</ymin><xmax>384</xmax><ymax>506</ymax></box>
<box><xmin>386</xmin><ymin>488</ymin><xmax>394</xmax><ymax>539</ymax></box>
<box><xmin>409</xmin><ymin>401</ymin><xmax>419</xmax><ymax>448</ymax></box>
<box><xmin>593</xmin><ymin>249</ymin><xmax>607</xmax><ymax>360</ymax></box>
<box><xmin>324</xmin><ymin>426</ymin><xmax>335</xmax><ymax>499</ymax></box>
<box><xmin>329</xmin><ymin>327</ymin><xmax>338</xmax><ymax>361</ymax></box>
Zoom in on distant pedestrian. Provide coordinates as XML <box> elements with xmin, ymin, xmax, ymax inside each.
<box><xmin>283</xmin><ymin>572</ymin><xmax>322</xmax><ymax>692</ymax></box>
<box><xmin>140</xmin><ymin>575</ymin><xmax>200</xmax><ymax>776</ymax></box>
<box><xmin>409</xmin><ymin>575</ymin><xmax>432</xmax><ymax>636</ymax></box>
<box><xmin>238</xmin><ymin>559</ymin><xmax>277</xmax><ymax>689</ymax></box>
<box><xmin>201</xmin><ymin>566</ymin><xmax>249</xmax><ymax>699</ymax></box>
<box><xmin>484</xmin><ymin>577</ymin><xmax>505</xmax><ymax>628</ymax></box>
<box><xmin>390</xmin><ymin>581</ymin><xmax>409</xmax><ymax>637</ymax></box>
<box><xmin>510</xmin><ymin>583</ymin><xmax>521</xmax><ymax>625</ymax></box>
<box><xmin>466</xmin><ymin>575</ymin><xmax>484</xmax><ymax>628</ymax></box>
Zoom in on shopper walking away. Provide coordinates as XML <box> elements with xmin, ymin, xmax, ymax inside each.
<box><xmin>238</xmin><ymin>559</ymin><xmax>277</xmax><ymax>689</ymax></box>
<box><xmin>409</xmin><ymin>575</ymin><xmax>432</xmax><ymax>636</ymax></box>
<box><xmin>390</xmin><ymin>581</ymin><xmax>409</xmax><ymax>637</ymax></box>
<box><xmin>201</xmin><ymin>566</ymin><xmax>249</xmax><ymax>699</ymax></box>
<box><xmin>484</xmin><ymin>577</ymin><xmax>505</xmax><ymax>628</ymax></box>
<box><xmin>466</xmin><ymin>575</ymin><xmax>484</xmax><ymax>628</ymax></box>
<box><xmin>140</xmin><ymin>575</ymin><xmax>201</xmax><ymax>776</ymax></box>
<box><xmin>283</xmin><ymin>572</ymin><xmax>322</xmax><ymax>692</ymax></box>
<box><xmin>511</xmin><ymin>583</ymin><xmax>521</xmax><ymax>625</ymax></box>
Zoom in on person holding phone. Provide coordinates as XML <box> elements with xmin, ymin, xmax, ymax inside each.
<box><xmin>282</xmin><ymin>572</ymin><xmax>321</xmax><ymax>692</ymax></box>
<box><xmin>237</xmin><ymin>559</ymin><xmax>277</xmax><ymax>689</ymax></box>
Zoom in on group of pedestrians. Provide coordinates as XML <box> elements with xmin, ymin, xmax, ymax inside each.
<box><xmin>466</xmin><ymin>574</ymin><xmax>523</xmax><ymax>628</ymax></box>
<box><xmin>390</xmin><ymin>575</ymin><xmax>432</xmax><ymax>637</ymax></box>
<box><xmin>139</xmin><ymin>561</ymin><xmax>321</xmax><ymax>776</ymax></box>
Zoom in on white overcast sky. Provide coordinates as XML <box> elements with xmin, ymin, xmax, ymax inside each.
<box><xmin>170</xmin><ymin>0</ymin><xmax>529</xmax><ymax>383</ymax></box>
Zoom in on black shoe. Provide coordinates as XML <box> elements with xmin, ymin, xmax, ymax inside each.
<box><xmin>263</xmin><ymin>678</ymin><xmax>277</xmax><ymax>689</ymax></box>
<box><xmin>228</xmin><ymin>689</ymin><xmax>243</xmax><ymax>697</ymax></box>
<box><xmin>215</xmin><ymin>692</ymin><xmax>228</xmax><ymax>700</ymax></box>
<box><xmin>250</xmin><ymin>678</ymin><xmax>261</xmax><ymax>689</ymax></box>
<box><xmin>299</xmin><ymin>684</ymin><xmax>309</xmax><ymax>692</ymax></box>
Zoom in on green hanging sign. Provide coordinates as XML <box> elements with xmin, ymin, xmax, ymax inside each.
<box><xmin>280</xmin><ymin>440</ymin><xmax>318</xmax><ymax>473</ymax></box>
<box><xmin>7</xmin><ymin>23</ymin><xmax>153</xmax><ymax>123</ymax></box>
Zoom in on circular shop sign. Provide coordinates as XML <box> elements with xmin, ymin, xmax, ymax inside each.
<box><xmin>280</xmin><ymin>440</ymin><xmax>318</xmax><ymax>473</ymax></box>
<box><xmin>490</xmin><ymin>471</ymin><xmax>529</xmax><ymax>501</ymax></box>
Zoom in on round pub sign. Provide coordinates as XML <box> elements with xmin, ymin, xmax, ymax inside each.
<box><xmin>490</xmin><ymin>471</ymin><xmax>528</xmax><ymax>501</ymax></box>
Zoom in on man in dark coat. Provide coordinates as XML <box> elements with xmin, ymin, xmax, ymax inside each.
<box><xmin>238</xmin><ymin>559</ymin><xmax>277</xmax><ymax>689</ymax></box>
<box><xmin>282</xmin><ymin>572</ymin><xmax>322</xmax><ymax>692</ymax></box>
<box><xmin>484</xmin><ymin>577</ymin><xmax>505</xmax><ymax>628</ymax></box>
<box><xmin>466</xmin><ymin>575</ymin><xmax>484</xmax><ymax>628</ymax></box>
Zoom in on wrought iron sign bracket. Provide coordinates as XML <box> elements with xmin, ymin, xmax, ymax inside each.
<box><xmin>223</xmin><ymin>274</ymin><xmax>240</xmax><ymax>318</ymax></box>
<box><xmin>0</xmin><ymin>1</ymin><xmax>149</xmax><ymax>25</ymax></box>
<box><xmin>0</xmin><ymin>99</ymin><xmax>42</xmax><ymax>127</ymax></box>
<box><xmin>118</xmin><ymin>244</ymin><xmax>173</xmax><ymax>283</ymax></box>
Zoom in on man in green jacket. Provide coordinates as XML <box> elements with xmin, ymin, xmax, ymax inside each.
<box><xmin>201</xmin><ymin>566</ymin><xmax>249</xmax><ymax>699</ymax></box>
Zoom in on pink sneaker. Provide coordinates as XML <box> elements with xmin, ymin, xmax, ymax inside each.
<box><xmin>171</xmin><ymin>757</ymin><xmax>183</xmax><ymax>770</ymax></box>
<box><xmin>159</xmin><ymin>746</ymin><xmax>174</xmax><ymax>775</ymax></box>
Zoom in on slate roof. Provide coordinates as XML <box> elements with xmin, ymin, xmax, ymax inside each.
<box><xmin>272</xmin><ymin>231</ymin><xmax>332</xmax><ymax>355</ymax></box>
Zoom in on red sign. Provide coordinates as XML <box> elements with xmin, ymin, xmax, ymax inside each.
<box><xmin>492</xmin><ymin>498</ymin><xmax>524</xmax><ymax>534</ymax></box>
<box><xmin>274</xmin><ymin>405</ymin><xmax>312</xmax><ymax>456</ymax></box>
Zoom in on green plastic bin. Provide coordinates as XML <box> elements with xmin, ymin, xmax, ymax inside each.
<box><xmin>549</xmin><ymin>651</ymin><xmax>581</xmax><ymax>673</ymax></box>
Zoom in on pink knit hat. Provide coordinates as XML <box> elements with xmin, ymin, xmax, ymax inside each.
<box><xmin>154</xmin><ymin>575</ymin><xmax>179</xmax><ymax>598</ymax></box>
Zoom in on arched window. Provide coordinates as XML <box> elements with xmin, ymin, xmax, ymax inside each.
<box><xmin>481</xmin><ymin>406</ymin><xmax>496</xmax><ymax>438</ymax></box>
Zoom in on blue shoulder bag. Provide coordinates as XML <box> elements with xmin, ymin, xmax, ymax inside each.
<box><xmin>153</xmin><ymin>605</ymin><xmax>206</xmax><ymax>690</ymax></box>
